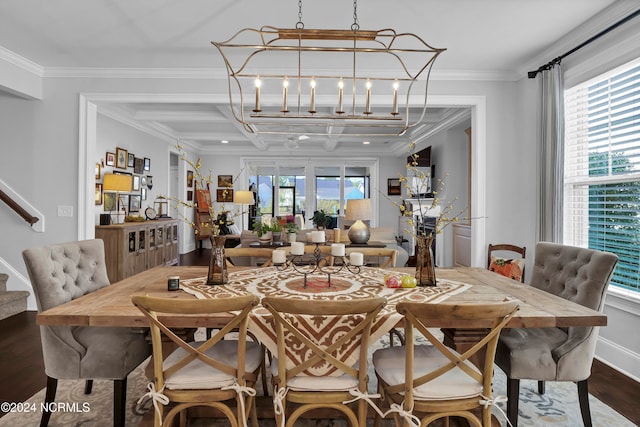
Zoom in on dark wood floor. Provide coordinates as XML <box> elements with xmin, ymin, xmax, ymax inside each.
<box><xmin>2</xmin><ymin>249</ymin><xmax>638</xmax><ymax>425</ymax></box>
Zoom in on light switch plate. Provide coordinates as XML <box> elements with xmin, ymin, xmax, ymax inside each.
<box><xmin>57</xmin><ymin>206</ymin><xmax>73</xmax><ymax>217</ymax></box>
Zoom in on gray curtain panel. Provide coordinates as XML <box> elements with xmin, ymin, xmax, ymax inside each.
<box><xmin>537</xmin><ymin>63</ymin><xmax>564</xmax><ymax>242</ymax></box>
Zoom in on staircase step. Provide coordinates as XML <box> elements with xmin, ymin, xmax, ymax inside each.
<box><xmin>0</xmin><ymin>290</ymin><xmax>29</xmax><ymax>320</ymax></box>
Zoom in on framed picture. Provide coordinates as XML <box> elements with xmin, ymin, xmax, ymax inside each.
<box><xmin>118</xmin><ymin>194</ymin><xmax>129</xmax><ymax>212</ymax></box>
<box><xmin>387</xmin><ymin>178</ymin><xmax>401</xmax><ymax>196</ymax></box>
<box><xmin>187</xmin><ymin>190</ymin><xmax>193</xmax><ymax>201</ymax></box>
<box><xmin>105</xmin><ymin>152</ymin><xmax>116</xmax><ymax>167</ymax></box>
<box><xmin>129</xmin><ymin>195</ymin><xmax>141</xmax><ymax>213</ymax></box>
<box><xmin>141</xmin><ymin>176</ymin><xmax>147</xmax><ymax>188</ymax></box>
<box><xmin>141</xmin><ymin>187</ymin><xmax>147</xmax><ymax>201</ymax></box>
<box><xmin>187</xmin><ymin>170</ymin><xmax>194</xmax><ymax>187</ymax></box>
<box><xmin>133</xmin><ymin>175</ymin><xmax>140</xmax><ymax>191</ymax></box>
<box><xmin>115</xmin><ymin>147</ymin><xmax>128</xmax><ymax>169</ymax></box>
<box><xmin>218</xmin><ymin>174</ymin><xmax>233</xmax><ymax>187</ymax></box>
<box><xmin>144</xmin><ymin>157</ymin><xmax>151</xmax><ymax>171</ymax></box>
<box><xmin>134</xmin><ymin>157</ymin><xmax>144</xmax><ymax>174</ymax></box>
<box><xmin>216</xmin><ymin>188</ymin><xmax>234</xmax><ymax>203</ymax></box>
<box><xmin>95</xmin><ymin>163</ymin><xmax>101</xmax><ymax>180</ymax></box>
<box><xmin>95</xmin><ymin>183</ymin><xmax>102</xmax><ymax>205</ymax></box>
<box><xmin>103</xmin><ymin>192</ymin><xmax>117</xmax><ymax>211</ymax></box>
<box><xmin>146</xmin><ymin>175</ymin><xmax>153</xmax><ymax>190</ymax></box>
<box><xmin>128</xmin><ymin>153</ymin><xmax>135</xmax><ymax>168</ymax></box>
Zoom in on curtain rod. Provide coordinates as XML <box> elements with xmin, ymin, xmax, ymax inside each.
<box><xmin>528</xmin><ymin>8</ymin><xmax>640</xmax><ymax>78</ymax></box>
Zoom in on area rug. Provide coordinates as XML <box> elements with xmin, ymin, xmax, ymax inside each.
<box><xmin>0</xmin><ymin>333</ymin><xmax>633</xmax><ymax>427</ymax></box>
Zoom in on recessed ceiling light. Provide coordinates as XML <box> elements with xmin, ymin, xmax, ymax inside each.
<box><xmin>221</xmin><ymin>140</ymin><xmax>229</xmax><ymax>144</ymax></box>
<box><xmin>362</xmin><ymin>141</ymin><xmax>370</xmax><ymax>145</ymax></box>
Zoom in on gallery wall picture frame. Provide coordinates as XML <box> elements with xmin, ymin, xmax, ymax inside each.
<box><xmin>141</xmin><ymin>187</ymin><xmax>147</xmax><ymax>201</ymax></box>
<box><xmin>95</xmin><ymin>183</ymin><xmax>103</xmax><ymax>205</ymax></box>
<box><xmin>115</xmin><ymin>147</ymin><xmax>128</xmax><ymax>169</ymax></box>
<box><xmin>129</xmin><ymin>195</ymin><xmax>141</xmax><ymax>213</ymax></box>
<box><xmin>187</xmin><ymin>170</ymin><xmax>194</xmax><ymax>187</ymax></box>
<box><xmin>134</xmin><ymin>157</ymin><xmax>144</xmax><ymax>174</ymax></box>
<box><xmin>144</xmin><ymin>157</ymin><xmax>151</xmax><ymax>171</ymax></box>
<box><xmin>95</xmin><ymin>163</ymin><xmax>101</xmax><ymax>180</ymax></box>
<box><xmin>146</xmin><ymin>175</ymin><xmax>153</xmax><ymax>190</ymax></box>
<box><xmin>187</xmin><ymin>190</ymin><xmax>193</xmax><ymax>201</ymax></box>
<box><xmin>218</xmin><ymin>174</ymin><xmax>233</xmax><ymax>187</ymax></box>
<box><xmin>216</xmin><ymin>188</ymin><xmax>234</xmax><ymax>203</ymax></box>
<box><xmin>105</xmin><ymin>152</ymin><xmax>116</xmax><ymax>167</ymax></box>
<box><xmin>118</xmin><ymin>194</ymin><xmax>129</xmax><ymax>212</ymax></box>
<box><xmin>133</xmin><ymin>175</ymin><xmax>141</xmax><ymax>191</ymax></box>
<box><xmin>103</xmin><ymin>192</ymin><xmax>116</xmax><ymax>211</ymax></box>
<box><xmin>387</xmin><ymin>178</ymin><xmax>401</xmax><ymax>196</ymax></box>
<box><xmin>128</xmin><ymin>153</ymin><xmax>135</xmax><ymax>168</ymax></box>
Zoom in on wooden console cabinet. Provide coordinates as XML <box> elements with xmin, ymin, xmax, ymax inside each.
<box><xmin>95</xmin><ymin>219</ymin><xmax>179</xmax><ymax>283</ymax></box>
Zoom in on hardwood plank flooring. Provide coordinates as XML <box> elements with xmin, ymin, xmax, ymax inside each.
<box><xmin>1</xmin><ymin>249</ymin><xmax>638</xmax><ymax>425</ymax></box>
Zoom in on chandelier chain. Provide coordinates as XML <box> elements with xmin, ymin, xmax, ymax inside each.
<box><xmin>296</xmin><ymin>0</ymin><xmax>304</xmax><ymax>29</ymax></box>
<box><xmin>351</xmin><ymin>0</ymin><xmax>359</xmax><ymax>31</ymax></box>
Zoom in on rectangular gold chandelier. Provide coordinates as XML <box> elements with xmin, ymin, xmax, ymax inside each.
<box><xmin>211</xmin><ymin>2</ymin><xmax>445</xmax><ymax>138</ymax></box>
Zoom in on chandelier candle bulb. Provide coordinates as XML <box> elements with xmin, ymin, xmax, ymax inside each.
<box><xmin>291</xmin><ymin>241</ymin><xmax>305</xmax><ymax>255</ymax></box>
<box><xmin>272</xmin><ymin>249</ymin><xmax>287</xmax><ymax>265</ymax></box>
<box><xmin>309</xmin><ymin>78</ymin><xmax>316</xmax><ymax>113</ymax></box>
<box><xmin>282</xmin><ymin>78</ymin><xmax>289</xmax><ymax>113</ymax></box>
<box><xmin>310</xmin><ymin>230</ymin><xmax>325</xmax><ymax>243</ymax></box>
<box><xmin>350</xmin><ymin>252</ymin><xmax>364</xmax><ymax>266</ymax></box>
<box><xmin>337</xmin><ymin>79</ymin><xmax>344</xmax><ymax>114</ymax></box>
<box><xmin>392</xmin><ymin>80</ymin><xmax>399</xmax><ymax>115</ymax></box>
<box><xmin>331</xmin><ymin>243</ymin><xmax>345</xmax><ymax>257</ymax></box>
<box><xmin>365</xmin><ymin>80</ymin><xmax>372</xmax><ymax>114</ymax></box>
<box><xmin>254</xmin><ymin>77</ymin><xmax>262</xmax><ymax>112</ymax></box>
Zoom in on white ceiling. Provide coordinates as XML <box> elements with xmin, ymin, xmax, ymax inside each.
<box><xmin>0</xmin><ymin>0</ymin><xmax>625</xmax><ymax>155</ymax></box>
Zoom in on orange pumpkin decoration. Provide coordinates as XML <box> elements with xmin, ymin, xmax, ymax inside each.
<box><xmin>489</xmin><ymin>257</ymin><xmax>523</xmax><ymax>282</ymax></box>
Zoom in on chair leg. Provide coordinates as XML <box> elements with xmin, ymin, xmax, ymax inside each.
<box><xmin>538</xmin><ymin>380</ymin><xmax>545</xmax><ymax>394</ymax></box>
<box><xmin>40</xmin><ymin>376</ymin><xmax>58</xmax><ymax>427</ymax></box>
<box><xmin>506</xmin><ymin>377</ymin><xmax>520</xmax><ymax>427</ymax></box>
<box><xmin>113</xmin><ymin>378</ymin><xmax>127</xmax><ymax>427</ymax></box>
<box><xmin>577</xmin><ymin>379</ymin><xmax>593</xmax><ymax>427</ymax></box>
<box><xmin>84</xmin><ymin>379</ymin><xmax>93</xmax><ymax>394</ymax></box>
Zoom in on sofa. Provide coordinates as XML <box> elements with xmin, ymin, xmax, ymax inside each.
<box><xmin>237</xmin><ymin>226</ymin><xmax>409</xmax><ymax>267</ymax></box>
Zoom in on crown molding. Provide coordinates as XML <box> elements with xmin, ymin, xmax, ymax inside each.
<box><xmin>0</xmin><ymin>45</ymin><xmax>43</xmax><ymax>77</ymax></box>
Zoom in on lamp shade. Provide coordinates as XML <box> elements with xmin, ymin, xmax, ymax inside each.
<box><xmin>345</xmin><ymin>199</ymin><xmax>372</xmax><ymax>221</ymax></box>
<box><xmin>103</xmin><ymin>174</ymin><xmax>132</xmax><ymax>192</ymax></box>
<box><xmin>234</xmin><ymin>190</ymin><xmax>255</xmax><ymax>205</ymax></box>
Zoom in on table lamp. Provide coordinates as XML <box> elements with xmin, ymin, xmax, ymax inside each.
<box><xmin>346</xmin><ymin>199</ymin><xmax>372</xmax><ymax>244</ymax></box>
<box><xmin>103</xmin><ymin>173</ymin><xmax>132</xmax><ymax>224</ymax></box>
<box><xmin>234</xmin><ymin>190</ymin><xmax>255</xmax><ymax>230</ymax></box>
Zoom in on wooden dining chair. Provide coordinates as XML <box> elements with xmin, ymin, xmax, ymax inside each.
<box><xmin>225</xmin><ymin>247</ymin><xmax>274</xmax><ymax>267</ymax></box>
<box><xmin>487</xmin><ymin>243</ymin><xmax>526</xmax><ymax>283</ymax></box>
<box><xmin>262</xmin><ymin>296</ymin><xmax>387</xmax><ymax>427</ymax></box>
<box><xmin>373</xmin><ymin>300</ymin><xmax>519</xmax><ymax>427</ymax></box>
<box><xmin>132</xmin><ymin>294</ymin><xmax>262</xmax><ymax>427</ymax></box>
<box><xmin>22</xmin><ymin>239</ymin><xmax>151</xmax><ymax>427</ymax></box>
<box><xmin>495</xmin><ymin>242</ymin><xmax>618</xmax><ymax>427</ymax></box>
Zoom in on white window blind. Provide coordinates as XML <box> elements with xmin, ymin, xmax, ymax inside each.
<box><xmin>564</xmin><ymin>58</ymin><xmax>640</xmax><ymax>291</ymax></box>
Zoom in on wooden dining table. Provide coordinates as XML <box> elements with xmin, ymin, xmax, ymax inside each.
<box><xmin>37</xmin><ymin>264</ymin><xmax>606</xmax><ymax>331</ymax></box>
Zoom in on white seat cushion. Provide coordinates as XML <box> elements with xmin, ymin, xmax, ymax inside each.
<box><xmin>163</xmin><ymin>340</ymin><xmax>262</xmax><ymax>390</ymax></box>
<box><xmin>270</xmin><ymin>357</ymin><xmax>359</xmax><ymax>391</ymax></box>
<box><xmin>373</xmin><ymin>345</ymin><xmax>482</xmax><ymax>400</ymax></box>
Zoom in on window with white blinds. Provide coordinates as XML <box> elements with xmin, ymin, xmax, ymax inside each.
<box><xmin>564</xmin><ymin>58</ymin><xmax>640</xmax><ymax>292</ymax></box>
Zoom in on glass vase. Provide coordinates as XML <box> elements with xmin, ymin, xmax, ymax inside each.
<box><xmin>206</xmin><ymin>235</ymin><xmax>228</xmax><ymax>285</ymax></box>
<box><xmin>415</xmin><ymin>234</ymin><xmax>436</xmax><ymax>286</ymax></box>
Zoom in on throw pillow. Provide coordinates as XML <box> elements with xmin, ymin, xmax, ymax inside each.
<box><xmin>489</xmin><ymin>256</ymin><xmax>525</xmax><ymax>282</ymax></box>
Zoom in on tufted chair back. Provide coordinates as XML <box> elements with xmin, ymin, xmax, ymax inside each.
<box><xmin>23</xmin><ymin>239</ymin><xmax>111</xmax><ymax>312</ymax></box>
<box><xmin>530</xmin><ymin>242</ymin><xmax>617</xmax><ymax>312</ymax></box>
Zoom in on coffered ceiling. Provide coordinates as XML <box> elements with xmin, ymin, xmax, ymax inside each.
<box><xmin>0</xmin><ymin>0</ymin><xmax>625</xmax><ymax>155</ymax></box>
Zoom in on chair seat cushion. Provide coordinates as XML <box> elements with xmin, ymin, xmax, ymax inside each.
<box><xmin>270</xmin><ymin>357</ymin><xmax>359</xmax><ymax>391</ymax></box>
<box><xmin>373</xmin><ymin>345</ymin><xmax>482</xmax><ymax>400</ymax></box>
<box><xmin>163</xmin><ymin>340</ymin><xmax>262</xmax><ymax>390</ymax></box>
<box><xmin>496</xmin><ymin>327</ymin><xmax>568</xmax><ymax>380</ymax></box>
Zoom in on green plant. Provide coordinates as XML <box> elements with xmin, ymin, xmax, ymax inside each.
<box><xmin>310</xmin><ymin>210</ymin><xmax>332</xmax><ymax>229</ymax></box>
<box><xmin>284</xmin><ymin>223</ymin><xmax>298</xmax><ymax>234</ymax></box>
<box><xmin>252</xmin><ymin>219</ymin><xmax>282</xmax><ymax>237</ymax></box>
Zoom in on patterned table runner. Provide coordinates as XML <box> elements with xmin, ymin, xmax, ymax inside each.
<box><xmin>180</xmin><ymin>267</ymin><xmax>470</xmax><ymax>375</ymax></box>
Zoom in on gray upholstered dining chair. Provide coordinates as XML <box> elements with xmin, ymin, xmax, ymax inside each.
<box><xmin>23</xmin><ymin>239</ymin><xmax>151</xmax><ymax>427</ymax></box>
<box><xmin>495</xmin><ymin>242</ymin><xmax>618</xmax><ymax>427</ymax></box>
